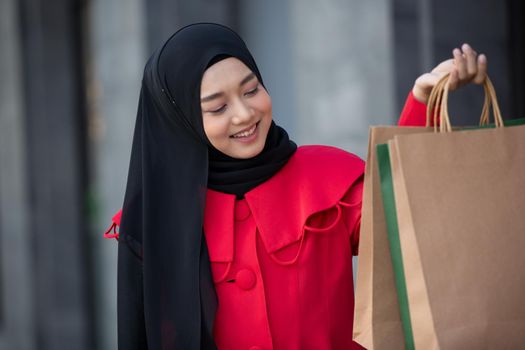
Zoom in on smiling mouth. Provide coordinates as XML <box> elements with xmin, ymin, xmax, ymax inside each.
<box><xmin>230</xmin><ymin>122</ymin><xmax>259</xmax><ymax>138</ymax></box>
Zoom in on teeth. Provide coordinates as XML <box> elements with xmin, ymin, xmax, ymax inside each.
<box><xmin>232</xmin><ymin>124</ymin><xmax>257</xmax><ymax>138</ymax></box>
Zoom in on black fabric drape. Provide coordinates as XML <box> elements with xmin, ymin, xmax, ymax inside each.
<box><xmin>117</xmin><ymin>23</ymin><xmax>295</xmax><ymax>349</ymax></box>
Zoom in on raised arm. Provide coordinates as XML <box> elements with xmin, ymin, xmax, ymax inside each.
<box><xmin>398</xmin><ymin>43</ymin><xmax>488</xmax><ymax>127</ymax></box>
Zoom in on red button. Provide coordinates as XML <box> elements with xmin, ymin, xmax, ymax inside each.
<box><xmin>234</xmin><ymin>200</ymin><xmax>251</xmax><ymax>221</ymax></box>
<box><xmin>236</xmin><ymin>268</ymin><xmax>256</xmax><ymax>290</ymax></box>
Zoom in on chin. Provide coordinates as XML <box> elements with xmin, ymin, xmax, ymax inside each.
<box><xmin>230</xmin><ymin>144</ymin><xmax>265</xmax><ymax>159</ymax></box>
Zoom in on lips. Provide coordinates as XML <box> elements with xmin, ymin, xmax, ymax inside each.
<box><xmin>230</xmin><ymin>122</ymin><xmax>259</xmax><ymax>138</ymax></box>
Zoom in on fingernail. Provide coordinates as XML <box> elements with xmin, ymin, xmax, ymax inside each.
<box><xmin>453</xmin><ymin>48</ymin><xmax>461</xmax><ymax>56</ymax></box>
<box><xmin>462</xmin><ymin>43</ymin><xmax>470</xmax><ymax>51</ymax></box>
<box><xmin>478</xmin><ymin>54</ymin><xmax>487</xmax><ymax>63</ymax></box>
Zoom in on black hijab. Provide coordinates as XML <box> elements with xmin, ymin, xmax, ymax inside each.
<box><xmin>118</xmin><ymin>23</ymin><xmax>296</xmax><ymax>349</ymax></box>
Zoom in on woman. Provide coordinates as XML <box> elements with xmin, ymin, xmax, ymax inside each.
<box><xmin>105</xmin><ymin>23</ymin><xmax>487</xmax><ymax>349</ymax></box>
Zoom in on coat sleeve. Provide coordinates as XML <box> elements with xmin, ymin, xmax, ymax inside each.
<box><xmin>397</xmin><ymin>91</ymin><xmax>428</xmax><ymax>126</ymax></box>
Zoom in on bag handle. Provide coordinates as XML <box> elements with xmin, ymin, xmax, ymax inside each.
<box><xmin>425</xmin><ymin>73</ymin><xmax>504</xmax><ymax>132</ymax></box>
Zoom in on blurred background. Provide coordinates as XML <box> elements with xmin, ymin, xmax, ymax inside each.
<box><xmin>0</xmin><ymin>0</ymin><xmax>523</xmax><ymax>349</ymax></box>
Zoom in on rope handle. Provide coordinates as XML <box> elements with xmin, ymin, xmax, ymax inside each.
<box><xmin>425</xmin><ymin>73</ymin><xmax>503</xmax><ymax>132</ymax></box>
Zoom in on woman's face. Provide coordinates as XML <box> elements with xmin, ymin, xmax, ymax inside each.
<box><xmin>200</xmin><ymin>57</ymin><xmax>272</xmax><ymax>159</ymax></box>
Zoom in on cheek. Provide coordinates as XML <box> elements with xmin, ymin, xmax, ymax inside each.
<box><xmin>203</xmin><ymin>116</ymin><xmax>229</xmax><ymax>144</ymax></box>
<box><xmin>258</xmin><ymin>90</ymin><xmax>273</xmax><ymax>119</ymax></box>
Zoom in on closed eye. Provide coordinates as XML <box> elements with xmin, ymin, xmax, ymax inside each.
<box><xmin>244</xmin><ymin>85</ymin><xmax>259</xmax><ymax>97</ymax></box>
<box><xmin>209</xmin><ymin>105</ymin><xmax>227</xmax><ymax>114</ymax></box>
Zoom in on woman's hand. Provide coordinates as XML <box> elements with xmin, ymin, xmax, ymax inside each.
<box><xmin>412</xmin><ymin>43</ymin><xmax>487</xmax><ymax>104</ymax></box>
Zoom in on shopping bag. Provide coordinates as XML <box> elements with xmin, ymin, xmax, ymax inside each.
<box><xmin>353</xmin><ymin>126</ymin><xmax>430</xmax><ymax>349</ymax></box>
<box><xmin>353</xmin><ymin>74</ymin><xmax>461</xmax><ymax>348</ymax></box>
<box><xmin>380</xmin><ymin>74</ymin><xmax>525</xmax><ymax>349</ymax></box>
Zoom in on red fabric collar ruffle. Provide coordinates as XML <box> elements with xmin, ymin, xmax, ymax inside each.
<box><xmin>203</xmin><ymin>145</ymin><xmax>364</xmax><ymax>261</ymax></box>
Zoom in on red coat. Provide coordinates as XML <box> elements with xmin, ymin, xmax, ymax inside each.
<box><xmin>105</xmin><ymin>92</ymin><xmax>427</xmax><ymax>350</ymax></box>
<box><xmin>204</xmin><ymin>145</ymin><xmax>365</xmax><ymax>349</ymax></box>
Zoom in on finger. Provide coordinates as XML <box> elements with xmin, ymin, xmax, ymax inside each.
<box><xmin>462</xmin><ymin>43</ymin><xmax>477</xmax><ymax>77</ymax></box>
<box><xmin>454</xmin><ymin>48</ymin><xmax>467</xmax><ymax>80</ymax></box>
<box><xmin>448</xmin><ymin>69</ymin><xmax>459</xmax><ymax>90</ymax></box>
<box><xmin>473</xmin><ymin>54</ymin><xmax>487</xmax><ymax>84</ymax></box>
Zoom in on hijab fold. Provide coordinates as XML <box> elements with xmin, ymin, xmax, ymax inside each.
<box><xmin>118</xmin><ymin>23</ymin><xmax>296</xmax><ymax>349</ymax></box>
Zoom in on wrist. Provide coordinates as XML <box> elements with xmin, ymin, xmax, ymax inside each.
<box><xmin>412</xmin><ymin>84</ymin><xmax>430</xmax><ymax>104</ymax></box>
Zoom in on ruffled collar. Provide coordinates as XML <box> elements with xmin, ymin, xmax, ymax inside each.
<box><xmin>203</xmin><ymin>145</ymin><xmax>365</xmax><ymax>260</ymax></box>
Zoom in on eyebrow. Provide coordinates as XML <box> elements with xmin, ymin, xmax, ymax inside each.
<box><xmin>200</xmin><ymin>73</ymin><xmax>256</xmax><ymax>103</ymax></box>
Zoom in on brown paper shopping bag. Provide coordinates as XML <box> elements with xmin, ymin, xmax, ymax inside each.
<box><xmin>353</xmin><ymin>126</ymin><xmax>431</xmax><ymax>349</ymax></box>
<box><xmin>388</xmin><ymin>75</ymin><xmax>525</xmax><ymax>349</ymax></box>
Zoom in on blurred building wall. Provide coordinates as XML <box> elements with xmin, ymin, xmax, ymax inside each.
<box><xmin>10</xmin><ymin>0</ymin><xmax>92</xmax><ymax>348</ymax></box>
<box><xmin>0</xmin><ymin>0</ymin><xmax>35</xmax><ymax>349</ymax></box>
<box><xmin>87</xmin><ymin>1</ymin><xmax>146</xmax><ymax>349</ymax></box>
<box><xmin>289</xmin><ymin>0</ymin><xmax>396</xmax><ymax>158</ymax></box>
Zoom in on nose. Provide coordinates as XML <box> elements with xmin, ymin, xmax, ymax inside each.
<box><xmin>231</xmin><ymin>99</ymin><xmax>253</xmax><ymax>125</ymax></box>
